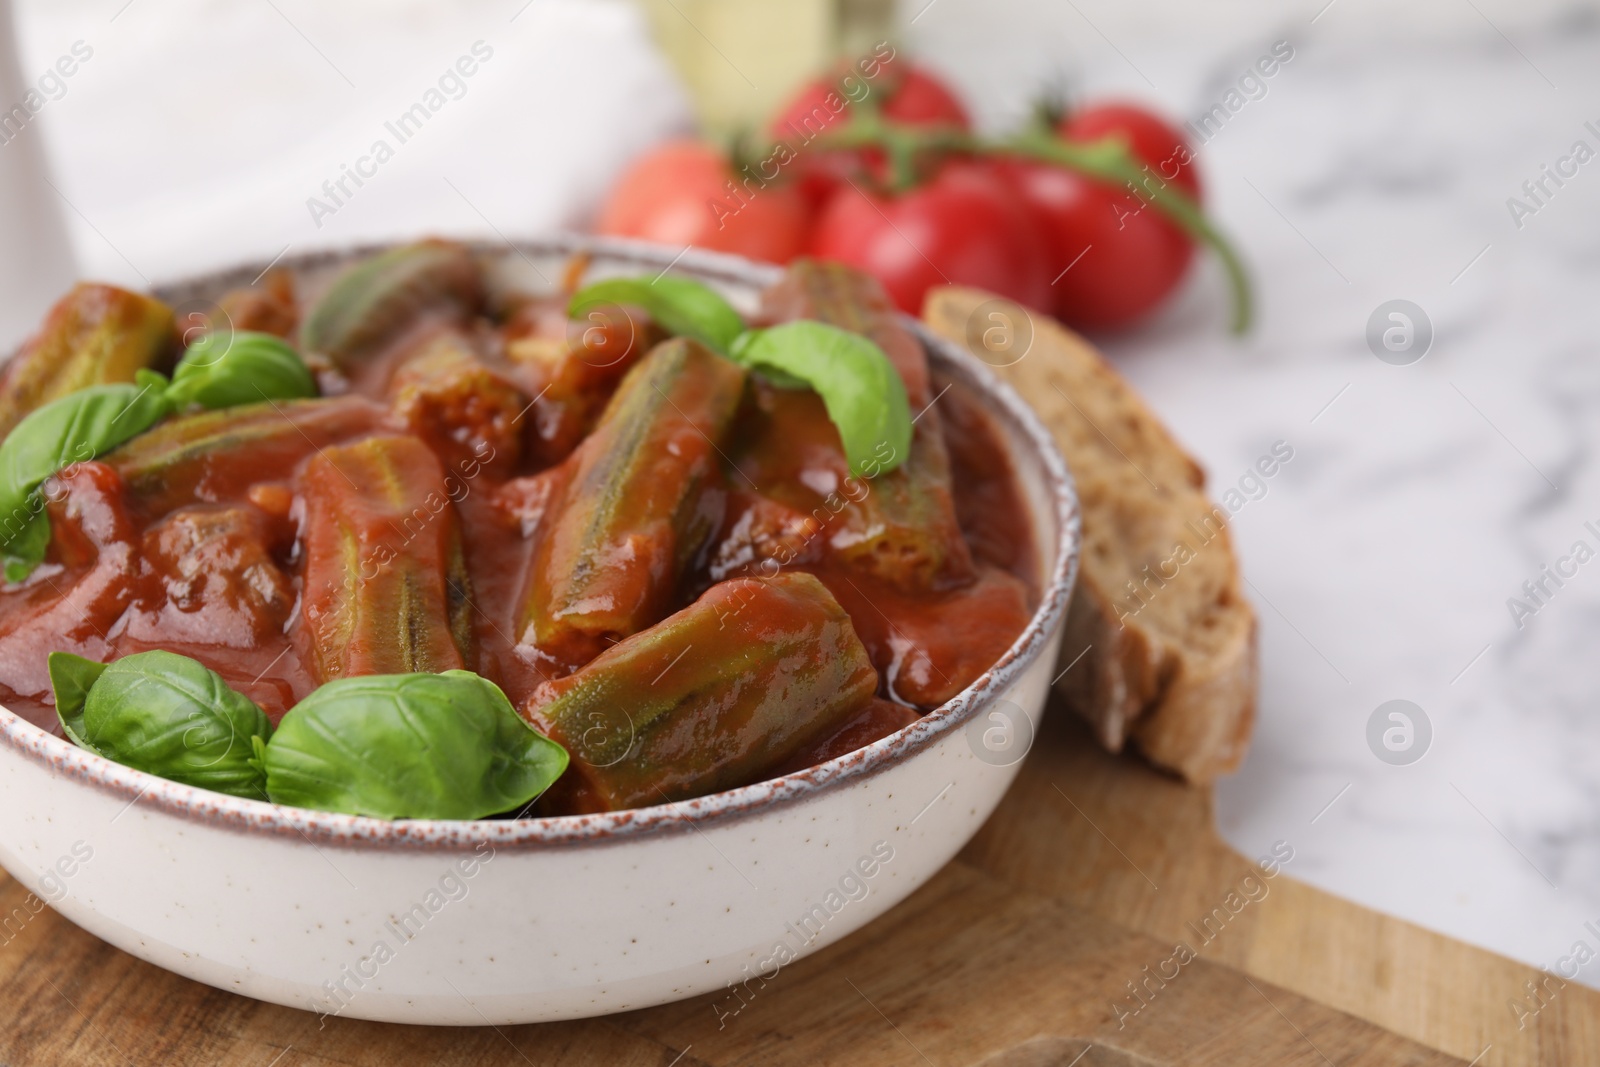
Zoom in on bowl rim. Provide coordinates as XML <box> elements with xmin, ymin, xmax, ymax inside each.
<box><xmin>0</xmin><ymin>235</ymin><xmax>1080</xmax><ymax>852</ymax></box>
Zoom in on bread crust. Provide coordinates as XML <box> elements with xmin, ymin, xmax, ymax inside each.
<box><xmin>922</xmin><ymin>287</ymin><xmax>1257</xmax><ymax>783</ymax></box>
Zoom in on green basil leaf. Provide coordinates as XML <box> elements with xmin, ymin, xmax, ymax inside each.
<box><xmin>133</xmin><ymin>367</ymin><xmax>171</xmax><ymax>394</ymax></box>
<box><xmin>0</xmin><ymin>381</ymin><xmax>172</xmax><ymax>580</ymax></box>
<box><xmin>729</xmin><ymin>321</ymin><xmax>912</xmax><ymax>478</ymax></box>
<box><xmin>263</xmin><ymin>670</ymin><xmax>569</xmax><ymax>820</ymax></box>
<box><xmin>732</xmin><ymin>330</ymin><xmax>809</xmax><ymax>390</ymax></box>
<box><xmin>47</xmin><ymin>651</ymin><xmax>108</xmax><ymax>751</ymax></box>
<box><xmin>50</xmin><ymin>649</ymin><xmax>272</xmax><ymax>800</ymax></box>
<box><xmin>3</xmin><ymin>507</ymin><xmax>51</xmax><ymax>583</ymax></box>
<box><xmin>166</xmin><ymin>331</ymin><xmax>318</xmax><ymax>411</ymax></box>
<box><xmin>569</xmin><ymin>276</ymin><xmax>744</xmax><ymax>355</ymax></box>
<box><xmin>0</xmin><ymin>381</ymin><xmax>171</xmax><ymax>508</ymax></box>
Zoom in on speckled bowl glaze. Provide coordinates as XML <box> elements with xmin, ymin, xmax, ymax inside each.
<box><xmin>0</xmin><ymin>237</ymin><xmax>1078</xmax><ymax>1025</ymax></box>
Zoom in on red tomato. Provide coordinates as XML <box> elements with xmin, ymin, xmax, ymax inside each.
<box><xmin>873</xmin><ymin>58</ymin><xmax>969</xmax><ymax>128</ymax></box>
<box><xmin>595</xmin><ymin>139</ymin><xmax>807</xmax><ymax>264</ymax></box>
<box><xmin>771</xmin><ymin>51</ymin><xmax>969</xmax><ymax>145</ymax></box>
<box><xmin>1059</xmin><ymin>101</ymin><xmax>1202</xmax><ymax>203</ymax></box>
<box><xmin>989</xmin><ymin>157</ymin><xmax>1194</xmax><ymax>331</ymax></box>
<box><xmin>770</xmin><ymin>52</ymin><xmax>970</xmax><ymax>212</ymax></box>
<box><xmin>809</xmin><ymin>162</ymin><xmax>1052</xmax><ymax>315</ymax></box>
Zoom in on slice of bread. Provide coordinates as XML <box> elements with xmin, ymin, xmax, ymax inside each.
<box><xmin>922</xmin><ymin>287</ymin><xmax>1257</xmax><ymax>783</ymax></box>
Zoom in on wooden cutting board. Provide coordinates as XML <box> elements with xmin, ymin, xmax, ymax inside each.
<box><xmin>0</xmin><ymin>701</ymin><xmax>1589</xmax><ymax>1065</ymax></box>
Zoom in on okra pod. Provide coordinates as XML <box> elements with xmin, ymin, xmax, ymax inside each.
<box><xmin>519</xmin><ymin>337</ymin><xmax>747</xmax><ymax>665</ymax></box>
<box><xmin>300</xmin><ymin>239</ymin><xmax>483</xmax><ymax>369</ymax></box>
<box><xmin>759</xmin><ymin>259</ymin><xmax>931</xmax><ymax>408</ymax></box>
<box><xmin>211</xmin><ymin>270</ymin><xmax>299</xmax><ymax>338</ymax></box>
<box><xmin>295</xmin><ymin>433</ymin><xmax>474</xmax><ymax>682</ymax></box>
<box><xmin>0</xmin><ymin>284</ymin><xmax>176</xmax><ymax>439</ymax></box>
<box><xmin>526</xmin><ymin>572</ymin><xmax>878</xmax><ymax>811</ymax></box>
<box><xmin>702</xmin><ymin>489</ymin><xmax>825</xmax><ymax>586</ymax></box>
<box><xmin>503</xmin><ymin>304</ymin><xmax>664</xmax><ymax>468</ymax></box>
<box><xmin>105</xmin><ymin>396</ymin><xmax>389</xmax><ymax>515</ymax></box>
<box><xmin>139</xmin><ymin>504</ymin><xmax>296</xmax><ymax>645</ymax></box>
<box><xmin>387</xmin><ymin>327</ymin><xmax>525</xmax><ymax>478</ymax></box>
<box><xmin>734</xmin><ymin>382</ymin><xmax>974</xmax><ymax>593</ymax></box>
<box><xmin>743</xmin><ymin>262</ymin><xmax>973</xmax><ymax>592</ymax></box>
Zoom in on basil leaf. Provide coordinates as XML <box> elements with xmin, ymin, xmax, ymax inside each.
<box><xmin>133</xmin><ymin>367</ymin><xmax>171</xmax><ymax>393</ymax></box>
<box><xmin>569</xmin><ymin>276</ymin><xmax>744</xmax><ymax>355</ymax></box>
<box><xmin>3</xmin><ymin>508</ymin><xmax>51</xmax><ymax>583</ymax></box>
<box><xmin>49</xmin><ymin>649</ymin><xmax>272</xmax><ymax>800</ymax></box>
<box><xmin>166</xmin><ymin>331</ymin><xmax>318</xmax><ymax>411</ymax></box>
<box><xmin>0</xmin><ymin>381</ymin><xmax>171</xmax><ymax>509</ymax></box>
<box><xmin>729</xmin><ymin>321</ymin><xmax>912</xmax><ymax>478</ymax></box>
<box><xmin>0</xmin><ymin>380</ymin><xmax>172</xmax><ymax>580</ymax></box>
<box><xmin>46</xmin><ymin>651</ymin><xmax>108</xmax><ymax>751</ymax></box>
<box><xmin>263</xmin><ymin>670</ymin><xmax>569</xmax><ymax>820</ymax></box>
<box><xmin>732</xmin><ymin>332</ymin><xmax>808</xmax><ymax>390</ymax></box>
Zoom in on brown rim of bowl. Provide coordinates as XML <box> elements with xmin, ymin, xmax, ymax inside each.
<box><xmin>0</xmin><ymin>235</ymin><xmax>1080</xmax><ymax>853</ymax></box>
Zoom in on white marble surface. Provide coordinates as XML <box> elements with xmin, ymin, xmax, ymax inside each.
<box><xmin>912</xmin><ymin>0</ymin><xmax>1600</xmax><ymax>991</ymax></box>
<box><xmin>7</xmin><ymin>0</ymin><xmax>1600</xmax><ymax>996</ymax></box>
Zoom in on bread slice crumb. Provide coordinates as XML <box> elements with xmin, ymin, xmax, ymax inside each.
<box><xmin>922</xmin><ymin>287</ymin><xmax>1257</xmax><ymax>783</ymax></box>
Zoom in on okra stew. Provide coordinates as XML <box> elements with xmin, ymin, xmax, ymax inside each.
<box><xmin>0</xmin><ymin>241</ymin><xmax>1036</xmax><ymax>820</ymax></box>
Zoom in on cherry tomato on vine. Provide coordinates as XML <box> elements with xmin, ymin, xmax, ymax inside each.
<box><xmin>1059</xmin><ymin>101</ymin><xmax>1202</xmax><ymax>202</ymax></box>
<box><xmin>989</xmin><ymin>157</ymin><xmax>1193</xmax><ymax>330</ymax></box>
<box><xmin>770</xmin><ymin>51</ymin><xmax>969</xmax><ymax>145</ymax></box>
<box><xmin>874</xmin><ymin>60</ymin><xmax>970</xmax><ymax>128</ymax></box>
<box><xmin>809</xmin><ymin>161</ymin><xmax>1052</xmax><ymax>315</ymax></box>
<box><xmin>769</xmin><ymin>51</ymin><xmax>971</xmax><ymax>211</ymax></box>
<box><xmin>964</xmin><ymin>102</ymin><xmax>1204</xmax><ymax>330</ymax></box>
<box><xmin>595</xmin><ymin>140</ymin><xmax>808</xmax><ymax>264</ymax></box>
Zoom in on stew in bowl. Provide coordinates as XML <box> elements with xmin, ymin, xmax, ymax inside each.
<box><xmin>0</xmin><ymin>240</ymin><xmax>1037</xmax><ymax>822</ymax></box>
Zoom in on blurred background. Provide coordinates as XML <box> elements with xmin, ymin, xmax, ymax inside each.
<box><xmin>5</xmin><ymin>0</ymin><xmax>1600</xmax><ymax>990</ymax></box>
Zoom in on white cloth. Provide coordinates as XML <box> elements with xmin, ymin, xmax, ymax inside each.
<box><xmin>0</xmin><ymin>0</ymin><xmax>77</xmax><ymax>347</ymax></box>
<box><xmin>5</xmin><ymin>0</ymin><xmax>693</xmax><ymax>301</ymax></box>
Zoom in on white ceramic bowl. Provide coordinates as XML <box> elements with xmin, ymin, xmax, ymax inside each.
<box><xmin>0</xmin><ymin>238</ymin><xmax>1078</xmax><ymax>1025</ymax></box>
